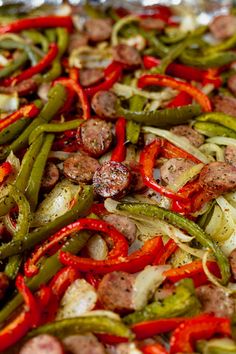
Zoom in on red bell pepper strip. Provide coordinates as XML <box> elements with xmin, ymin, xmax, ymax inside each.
<box><xmin>89</xmin><ymin>203</ymin><xmax>108</xmax><ymax>216</ymax></box>
<box><xmin>0</xmin><ymin>275</ymin><xmax>41</xmax><ymax>352</ymax></box>
<box><xmin>161</xmin><ymin>140</ymin><xmax>201</xmax><ymax>164</ymax></box>
<box><xmin>97</xmin><ymin>333</ymin><xmax>129</xmax><ymax>344</ymax></box>
<box><xmin>59</xmin><ymin>236</ymin><xmax>163</xmax><ymax>274</ymax></box>
<box><xmin>167</xmin><ymin>91</ymin><xmax>192</xmax><ymax>108</ymax></box>
<box><xmin>6</xmin><ymin>43</ymin><xmax>58</xmax><ymax>85</ymax></box>
<box><xmin>153</xmin><ymin>239</ymin><xmax>178</xmax><ymax>265</ymax></box>
<box><xmin>170</xmin><ymin>314</ymin><xmax>231</xmax><ymax>354</ymax></box>
<box><xmin>69</xmin><ymin>67</ymin><xmax>80</xmax><ymax>82</ymax></box>
<box><xmin>141</xmin><ymin>343</ymin><xmax>168</xmax><ymax>354</ymax></box>
<box><xmin>24</xmin><ymin>218</ymin><xmax>129</xmax><ymax>277</ymax></box>
<box><xmin>85</xmin><ymin>62</ymin><xmax>122</xmax><ymax>96</ymax></box>
<box><xmin>55</xmin><ymin>77</ymin><xmax>90</xmax><ymax>119</ymax></box>
<box><xmin>138</xmin><ymin>74</ymin><xmax>212</xmax><ymax>112</ymax></box>
<box><xmin>0</xmin><ymin>16</ymin><xmax>73</xmax><ymax>34</ymax></box>
<box><xmin>140</xmin><ymin>139</ymin><xmax>188</xmax><ymax>202</ymax></box>
<box><xmin>49</xmin><ymin>266</ymin><xmax>80</xmax><ymax>300</ymax></box>
<box><xmin>0</xmin><ymin>102</ymin><xmax>40</xmax><ymax>132</ymax></box>
<box><xmin>85</xmin><ymin>272</ymin><xmax>101</xmax><ymax>289</ymax></box>
<box><xmin>0</xmin><ymin>161</ymin><xmax>12</xmax><ymax>184</ymax></box>
<box><xmin>163</xmin><ymin>260</ymin><xmax>221</xmax><ymax>284</ymax></box>
<box><xmin>202</xmin><ymin>68</ymin><xmax>222</xmax><ymax>89</ymax></box>
<box><xmin>111</xmin><ymin>117</ymin><xmax>127</xmax><ymax>162</ymax></box>
<box><xmin>132</xmin><ymin>318</ymin><xmax>186</xmax><ymax>340</ymax></box>
<box><xmin>54</xmin><ymin>77</ymin><xmax>90</xmax><ymax>119</ymax></box>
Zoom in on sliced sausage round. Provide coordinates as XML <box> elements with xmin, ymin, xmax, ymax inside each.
<box><xmin>112</xmin><ymin>44</ymin><xmax>141</xmax><ymax>67</ymax></box>
<box><xmin>199</xmin><ymin>161</ymin><xmax>236</xmax><ymax>197</ymax></box>
<box><xmin>213</xmin><ymin>95</ymin><xmax>236</xmax><ymax>117</ymax></box>
<box><xmin>230</xmin><ymin>248</ymin><xmax>236</xmax><ymax>280</ymax></box>
<box><xmin>91</xmin><ymin>90</ymin><xmax>118</xmax><ymax>119</ymax></box>
<box><xmin>41</xmin><ymin>162</ymin><xmax>59</xmax><ymax>190</ymax></box>
<box><xmin>93</xmin><ymin>161</ymin><xmax>131</xmax><ymax>198</ymax></box>
<box><xmin>63</xmin><ymin>151</ymin><xmax>100</xmax><ymax>184</ymax></box>
<box><xmin>79</xmin><ymin>69</ymin><xmax>104</xmax><ymax>87</ymax></box>
<box><xmin>0</xmin><ymin>272</ymin><xmax>8</xmax><ymax>301</ymax></box>
<box><xmin>227</xmin><ymin>74</ymin><xmax>236</xmax><ymax>96</ymax></box>
<box><xmin>140</xmin><ymin>18</ymin><xmax>165</xmax><ymax>30</ymax></box>
<box><xmin>170</xmin><ymin>125</ymin><xmax>205</xmax><ymax>147</ymax></box>
<box><xmin>19</xmin><ymin>334</ymin><xmax>64</xmax><ymax>354</ymax></box>
<box><xmin>63</xmin><ymin>334</ymin><xmax>106</xmax><ymax>354</ymax></box>
<box><xmin>103</xmin><ymin>214</ymin><xmax>137</xmax><ymax>245</ymax></box>
<box><xmin>0</xmin><ymin>78</ymin><xmax>37</xmax><ymax>96</ymax></box>
<box><xmin>84</xmin><ymin>18</ymin><xmax>112</xmax><ymax>42</ymax></box>
<box><xmin>160</xmin><ymin>158</ymin><xmax>196</xmax><ymax>185</ymax></box>
<box><xmin>209</xmin><ymin>14</ymin><xmax>236</xmax><ymax>40</ymax></box>
<box><xmin>196</xmin><ymin>284</ymin><xmax>235</xmax><ymax>318</ymax></box>
<box><xmin>98</xmin><ymin>271</ymin><xmax>135</xmax><ymax>312</ymax></box>
<box><xmin>68</xmin><ymin>33</ymin><xmax>89</xmax><ymax>53</ymax></box>
<box><xmin>225</xmin><ymin>145</ymin><xmax>236</xmax><ymax>167</ymax></box>
<box><xmin>77</xmin><ymin>118</ymin><xmax>113</xmax><ymax>157</ymax></box>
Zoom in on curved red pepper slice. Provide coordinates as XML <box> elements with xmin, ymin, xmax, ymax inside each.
<box><xmin>24</xmin><ymin>218</ymin><xmax>129</xmax><ymax>277</ymax></box>
<box><xmin>59</xmin><ymin>236</ymin><xmax>163</xmax><ymax>274</ymax></box>
<box><xmin>0</xmin><ymin>16</ymin><xmax>73</xmax><ymax>34</ymax></box>
<box><xmin>111</xmin><ymin>117</ymin><xmax>126</xmax><ymax>162</ymax></box>
<box><xmin>85</xmin><ymin>62</ymin><xmax>122</xmax><ymax>97</ymax></box>
<box><xmin>141</xmin><ymin>343</ymin><xmax>169</xmax><ymax>354</ymax></box>
<box><xmin>161</xmin><ymin>140</ymin><xmax>201</xmax><ymax>164</ymax></box>
<box><xmin>138</xmin><ymin>74</ymin><xmax>212</xmax><ymax>112</ymax></box>
<box><xmin>153</xmin><ymin>239</ymin><xmax>178</xmax><ymax>265</ymax></box>
<box><xmin>0</xmin><ymin>161</ymin><xmax>12</xmax><ymax>184</ymax></box>
<box><xmin>170</xmin><ymin>314</ymin><xmax>231</xmax><ymax>353</ymax></box>
<box><xmin>167</xmin><ymin>91</ymin><xmax>192</xmax><ymax>108</ymax></box>
<box><xmin>55</xmin><ymin>77</ymin><xmax>90</xmax><ymax>119</ymax></box>
<box><xmin>140</xmin><ymin>139</ymin><xmax>188</xmax><ymax>202</ymax></box>
<box><xmin>5</xmin><ymin>43</ymin><xmax>58</xmax><ymax>86</ymax></box>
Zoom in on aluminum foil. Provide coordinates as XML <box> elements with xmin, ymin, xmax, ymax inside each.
<box><xmin>0</xmin><ymin>0</ymin><xmax>233</xmax><ymax>21</ymax></box>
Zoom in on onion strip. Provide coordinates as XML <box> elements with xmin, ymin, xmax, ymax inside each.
<box><xmin>207</xmin><ymin>136</ymin><xmax>236</xmax><ymax>147</ymax></box>
<box><xmin>111</xmin><ymin>15</ymin><xmax>139</xmax><ymax>46</ymax></box>
<box><xmin>167</xmin><ymin>163</ymin><xmax>203</xmax><ymax>192</ymax></box>
<box><xmin>199</xmin><ymin>143</ymin><xmax>224</xmax><ymax>161</ymax></box>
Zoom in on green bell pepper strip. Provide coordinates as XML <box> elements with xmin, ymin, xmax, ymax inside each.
<box><xmin>0</xmin><ymin>118</ymin><xmax>30</xmax><ymax>145</ymax></box>
<box><xmin>123</xmin><ymin>279</ymin><xmax>200</xmax><ymax>325</ymax></box>
<box><xmin>160</xmin><ymin>31</ymin><xmax>187</xmax><ymax>44</ymax></box>
<box><xmin>25</xmin><ymin>134</ymin><xmax>55</xmax><ymax>211</ymax></box>
<box><xmin>126</xmin><ymin>95</ymin><xmax>146</xmax><ymax>144</ymax></box>
<box><xmin>27</xmin><ymin>316</ymin><xmax>132</xmax><ymax>339</ymax></box>
<box><xmin>0</xmin><ymin>230</ymin><xmax>91</xmax><ymax>326</ymax></box>
<box><xmin>0</xmin><ymin>185</ymin><xmax>93</xmax><ymax>260</ymax></box>
<box><xmin>205</xmin><ymin>33</ymin><xmax>236</xmax><ymax>55</ymax></box>
<box><xmin>0</xmin><ymin>135</ymin><xmax>43</xmax><ymax>217</ymax></box>
<box><xmin>0</xmin><ymin>39</ymin><xmax>39</xmax><ymax>65</ymax></box>
<box><xmin>118</xmin><ymin>104</ymin><xmax>202</xmax><ymax>127</ymax></box>
<box><xmin>117</xmin><ymin>202</ymin><xmax>230</xmax><ymax>285</ymax></box>
<box><xmin>141</xmin><ymin>30</ymin><xmax>169</xmax><ymax>58</ymax></box>
<box><xmin>22</xmin><ymin>30</ymin><xmax>49</xmax><ymax>53</ymax></box>
<box><xmin>196</xmin><ymin>112</ymin><xmax>236</xmax><ymax>133</ymax></box>
<box><xmin>28</xmin><ymin>119</ymin><xmax>82</xmax><ymax>144</ymax></box>
<box><xmin>45</xmin><ymin>29</ymin><xmax>57</xmax><ymax>43</ymax></box>
<box><xmin>180</xmin><ymin>50</ymin><xmax>236</xmax><ymax>69</ymax></box>
<box><xmin>0</xmin><ymin>51</ymin><xmax>27</xmax><ymax>79</ymax></box>
<box><xmin>42</xmin><ymin>28</ymin><xmax>69</xmax><ymax>82</ymax></box>
<box><xmin>194</xmin><ymin>121</ymin><xmax>236</xmax><ymax>139</ymax></box>
<box><xmin>0</xmin><ymin>83</ymin><xmax>67</xmax><ymax>158</ymax></box>
<box><xmin>4</xmin><ymin>186</ymin><xmax>31</xmax><ymax>280</ymax></box>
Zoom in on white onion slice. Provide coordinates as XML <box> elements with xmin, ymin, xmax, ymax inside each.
<box><xmin>207</xmin><ymin>136</ymin><xmax>236</xmax><ymax>147</ymax></box>
<box><xmin>87</xmin><ymin>234</ymin><xmax>108</xmax><ymax>261</ymax></box>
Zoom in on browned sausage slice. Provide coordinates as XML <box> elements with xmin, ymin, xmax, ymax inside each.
<box><xmin>68</xmin><ymin>33</ymin><xmax>89</xmax><ymax>53</ymax></box>
<box><xmin>213</xmin><ymin>95</ymin><xmax>236</xmax><ymax>117</ymax></box>
<box><xmin>199</xmin><ymin>161</ymin><xmax>236</xmax><ymax>197</ymax></box>
<box><xmin>63</xmin><ymin>151</ymin><xmax>100</xmax><ymax>184</ymax></box>
<box><xmin>84</xmin><ymin>18</ymin><xmax>112</xmax><ymax>42</ymax></box>
<box><xmin>140</xmin><ymin>18</ymin><xmax>165</xmax><ymax>30</ymax></box>
<box><xmin>229</xmin><ymin>248</ymin><xmax>236</xmax><ymax>280</ymax></box>
<box><xmin>160</xmin><ymin>158</ymin><xmax>196</xmax><ymax>185</ymax></box>
<box><xmin>225</xmin><ymin>145</ymin><xmax>236</xmax><ymax>167</ymax></box>
<box><xmin>170</xmin><ymin>125</ymin><xmax>204</xmax><ymax>147</ymax></box>
<box><xmin>103</xmin><ymin>214</ymin><xmax>137</xmax><ymax>245</ymax></box>
<box><xmin>0</xmin><ymin>272</ymin><xmax>8</xmax><ymax>301</ymax></box>
<box><xmin>196</xmin><ymin>284</ymin><xmax>235</xmax><ymax>318</ymax></box>
<box><xmin>41</xmin><ymin>162</ymin><xmax>59</xmax><ymax>190</ymax></box>
<box><xmin>112</xmin><ymin>44</ymin><xmax>141</xmax><ymax>67</ymax></box>
<box><xmin>227</xmin><ymin>74</ymin><xmax>236</xmax><ymax>96</ymax></box>
<box><xmin>209</xmin><ymin>14</ymin><xmax>236</xmax><ymax>40</ymax></box>
<box><xmin>98</xmin><ymin>271</ymin><xmax>136</xmax><ymax>312</ymax></box>
<box><xmin>93</xmin><ymin>161</ymin><xmax>131</xmax><ymax>198</ymax></box>
<box><xmin>0</xmin><ymin>78</ymin><xmax>37</xmax><ymax>96</ymax></box>
<box><xmin>91</xmin><ymin>90</ymin><xmax>118</xmax><ymax>119</ymax></box>
<box><xmin>63</xmin><ymin>334</ymin><xmax>106</xmax><ymax>354</ymax></box>
<box><xmin>77</xmin><ymin>118</ymin><xmax>113</xmax><ymax>157</ymax></box>
<box><xmin>79</xmin><ymin>69</ymin><xmax>104</xmax><ymax>87</ymax></box>
<box><xmin>19</xmin><ymin>334</ymin><xmax>64</xmax><ymax>354</ymax></box>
